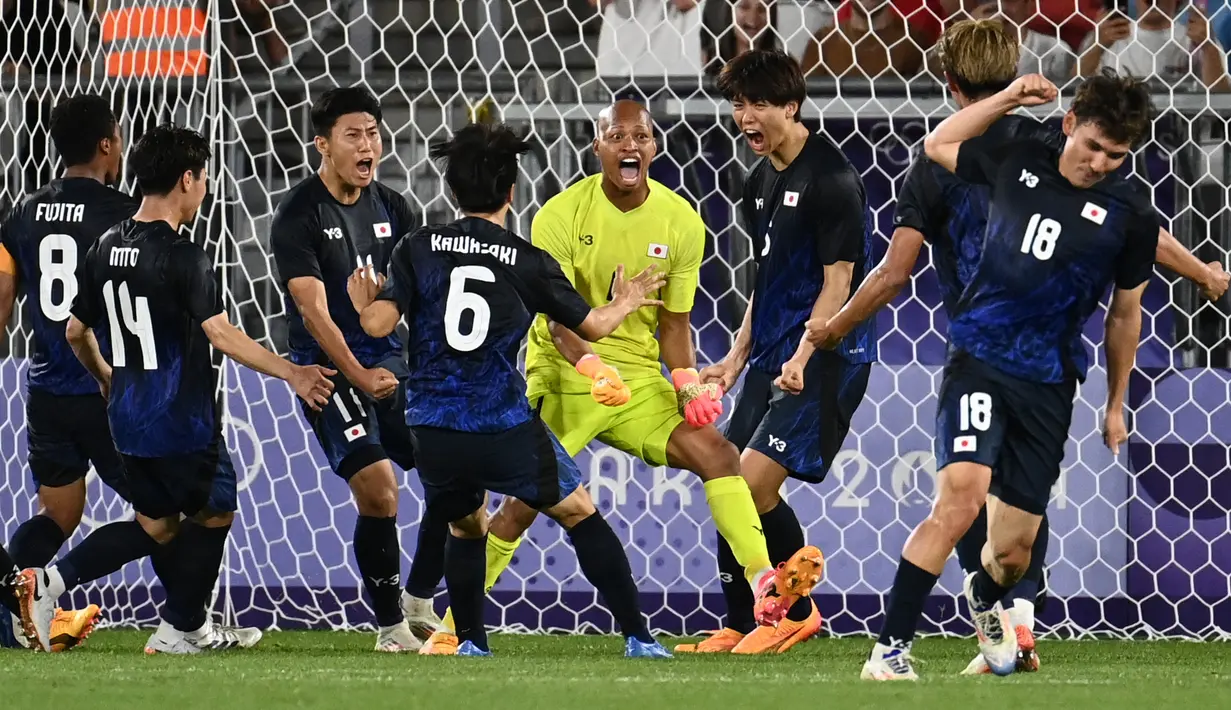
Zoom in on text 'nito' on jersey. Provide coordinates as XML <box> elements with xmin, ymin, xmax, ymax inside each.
<box><xmin>378</xmin><ymin>217</ymin><xmax>592</xmax><ymax>434</ymax></box>
<box><xmin>270</xmin><ymin>174</ymin><xmax>415</xmax><ymax>367</ymax></box>
<box><xmin>741</xmin><ymin>132</ymin><xmax>878</xmax><ymax>373</ymax></box>
<box><xmin>71</xmin><ymin>219</ymin><xmax>225</xmax><ymax>457</ymax></box>
<box><xmin>0</xmin><ymin>177</ymin><xmax>137</xmax><ymax>395</ymax></box>
<box><xmin>948</xmin><ymin>133</ymin><xmax>1159</xmax><ymax>384</ymax></box>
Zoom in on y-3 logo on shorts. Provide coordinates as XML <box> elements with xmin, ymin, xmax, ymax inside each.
<box><xmin>768</xmin><ymin>435</ymin><xmax>787</xmax><ymax>452</ymax></box>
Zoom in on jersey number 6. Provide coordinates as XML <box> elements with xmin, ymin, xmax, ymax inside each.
<box><xmin>445</xmin><ymin>265</ymin><xmax>495</xmax><ymax>352</ymax></box>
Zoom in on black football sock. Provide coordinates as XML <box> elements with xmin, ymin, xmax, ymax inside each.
<box><xmin>150</xmin><ymin>535</ymin><xmax>180</xmax><ymax>599</ymax></box>
<box><xmin>445</xmin><ymin>533</ymin><xmax>489</xmax><ymax>651</ymax></box>
<box><xmin>0</xmin><ymin>544</ymin><xmax>20</xmax><ymax>616</ymax></box>
<box><xmin>970</xmin><ymin>564</ymin><xmax>1013</xmax><ymax>613</ymax></box>
<box><xmin>9</xmin><ymin>515</ymin><xmax>67</xmax><ymax>569</ymax></box>
<box><xmin>163</xmin><ymin>522</ymin><xmax>230</xmax><ymax>632</ymax></box>
<box><xmin>760</xmin><ymin>501</ymin><xmax>813</xmax><ymax>621</ymax></box>
<box><xmin>954</xmin><ymin>505</ymin><xmax>989</xmax><ymax>575</ymax></box>
<box><xmin>354</xmin><ymin>515</ymin><xmax>403</xmax><ymax>627</ymax></box>
<box><xmin>55</xmin><ymin>520</ymin><xmax>160</xmax><ymax>589</ymax></box>
<box><xmin>716</xmin><ymin>533</ymin><xmax>757</xmax><ymax>634</ymax></box>
<box><xmin>876</xmin><ymin>557</ymin><xmax>939</xmax><ymax>649</ymax></box>
<box><xmin>567</xmin><ymin>513</ymin><xmax>653</xmax><ymax>643</ymax></box>
<box><xmin>1006</xmin><ymin>514</ymin><xmax>1048</xmax><ymax>608</ymax></box>
<box><xmin>405</xmin><ymin>507</ymin><xmax>447</xmax><ymax>599</ymax></box>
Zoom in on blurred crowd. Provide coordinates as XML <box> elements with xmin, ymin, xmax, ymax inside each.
<box><xmin>1</xmin><ymin>0</ymin><xmax>1228</xmax><ymax>90</ymax></box>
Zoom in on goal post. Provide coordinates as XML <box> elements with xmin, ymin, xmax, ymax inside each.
<box><xmin>1</xmin><ymin>0</ymin><xmax>1229</xmax><ymax>639</ymax></box>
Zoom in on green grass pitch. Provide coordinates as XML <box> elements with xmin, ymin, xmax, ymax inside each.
<box><xmin>6</xmin><ymin>630</ymin><xmax>1230</xmax><ymax>708</ymax></box>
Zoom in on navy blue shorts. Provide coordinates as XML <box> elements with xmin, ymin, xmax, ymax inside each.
<box><xmin>725</xmin><ymin>351</ymin><xmax>871</xmax><ymax>483</ymax></box>
<box><xmin>934</xmin><ymin>352</ymin><xmax>1075</xmax><ymax>516</ymax></box>
<box><xmin>302</xmin><ymin>356</ymin><xmax>415</xmax><ymax>480</ymax></box>
<box><xmin>410</xmin><ymin>417</ymin><xmax>583</xmax><ymax>522</ymax></box>
<box><xmin>121</xmin><ymin>430</ymin><xmax>237</xmax><ymax>519</ymax></box>
<box><xmin>26</xmin><ymin>389</ymin><xmax>129</xmax><ymax>501</ymax></box>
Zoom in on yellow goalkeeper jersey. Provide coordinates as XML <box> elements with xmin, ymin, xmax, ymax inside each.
<box><xmin>525</xmin><ymin>174</ymin><xmax>705</xmax><ymax>397</ymax></box>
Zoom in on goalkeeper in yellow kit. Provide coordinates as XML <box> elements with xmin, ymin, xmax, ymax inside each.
<box><xmin>440</xmin><ymin>101</ymin><xmax>822</xmax><ymax>643</ymax></box>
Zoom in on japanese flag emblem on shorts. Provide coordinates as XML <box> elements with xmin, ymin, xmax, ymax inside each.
<box><xmin>344</xmin><ymin>424</ymin><xmax>368</xmax><ymax>442</ymax></box>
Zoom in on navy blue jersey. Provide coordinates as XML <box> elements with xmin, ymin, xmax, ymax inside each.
<box><xmin>948</xmin><ymin>134</ymin><xmax>1159</xmax><ymax>383</ymax></box>
<box><xmin>379</xmin><ymin>217</ymin><xmax>591</xmax><ymax>434</ymax></box>
<box><xmin>270</xmin><ymin>175</ymin><xmax>415</xmax><ymax>367</ymax></box>
<box><xmin>0</xmin><ymin>178</ymin><xmax>136</xmax><ymax>394</ymax></box>
<box><xmin>894</xmin><ymin>116</ymin><xmax>1066</xmax><ymax>316</ymax></box>
<box><xmin>71</xmin><ymin>220</ymin><xmax>224</xmax><ymax>457</ymax></box>
<box><xmin>741</xmin><ymin>133</ymin><xmax>877</xmax><ymax>373</ymax></box>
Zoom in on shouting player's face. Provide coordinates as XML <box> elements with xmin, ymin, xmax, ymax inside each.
<box><xmin>594</xmin><ymin>107</ymin><xmax>656</xmax><ymax>193</ymax></box>
<box><xmin>732</xmin><ymin>97</ymin><xmax>797</xmax><ymax>156</ymax></box>
<box><xmin>320</xmin><ymin>112</ymin><xmax>383</xmax><ymax>189</ymax></box>
<box><xmin>1060</xmin><ymin>113</ymin><xmax>1132</xmax><ymax>189</ymax></box>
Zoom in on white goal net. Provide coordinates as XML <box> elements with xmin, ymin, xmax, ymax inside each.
<box><xmin>1</xmin><ymin>0</ymin><xmax>1229</xmax><ymax>639</ymax></box>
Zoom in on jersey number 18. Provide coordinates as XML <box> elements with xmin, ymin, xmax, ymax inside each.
<box><xmin>1020</xmin><ymin>213</ymin><xmax>1062</xmax><ymax>261</ymax></box>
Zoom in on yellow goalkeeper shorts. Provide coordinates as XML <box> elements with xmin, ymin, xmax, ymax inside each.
<box><xmin>531</xmin><ymin>377</ymin><xmax>683</xmax><ymax>467</ymax></box>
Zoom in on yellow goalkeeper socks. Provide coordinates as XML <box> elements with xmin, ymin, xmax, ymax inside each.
<box><xmin>441</xmin><ymin>533</ymin><xmax>523</xmax><ymax>632</ymax></box>
<box><xmin>703</xmin><ymin>476</ymin><xmax>772</xmax><ymax>585</ymax></box>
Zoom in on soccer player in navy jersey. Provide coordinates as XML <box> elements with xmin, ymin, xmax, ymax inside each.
<box><xmin>270</xmin><ymin>86</ymin><xmax>446</xmax><ymax>650</ymax></box>
<box><xmin>855</xmin><ymin>70</ymin><xmax>1158</xmax><ymax>680</ymax></box>
<box><xmin>15</xmin><ymin>125</ymin><xmax>334</xmax><ymax>653</ymax></box>
<box><xmin>807</xmin><ymin>20</ymin><xmax>1228</xmax><ymax>676</ymax></box>
<box><xmin>350</xmin><ymin>122</ymin><xmax>672</xmax><ymax>658</ymax></box>
<box><xmin>681</xmin><ymin>49</ymin><xmax>870</xmax><ymax>654</ymax></box>
<box><xmin>0</xmin><ymin>94</ymin><xmax>132</xmax><ymax>651</ymax></box>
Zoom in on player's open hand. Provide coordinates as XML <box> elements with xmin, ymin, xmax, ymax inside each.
<box><xmin>356</xmin><ymin>366</ymin><xmax>399</xmax><ymax>400</ymax></box>
<box><xmin>1103</xmin><ymin>407</ymin><xmax>1128</xmax><ymax>456</ymax></box>
<box><xmin>610</xmin><ymin>264</ymin><xmax>666</xmax><ymax>313</ymax></box>
<box><xmin>1004</xmin><ymin>73</ymin><xmax>1057</xmax><ymax>107</ymax></box>
<box><xmin>774</xmin><ymin>357</ymin><xmax>806</xmax><ymax>395</ymax></box>
<box><xmin>805</xmin><ymin>317</ymin><xmax>842</xmax><ymax>350</ymax></box>
<box><xmin>1201</xmin><ymin>261</ymin><xmax>1229</xmax><ymax>301</ymax></box>
<box><xmin>698</xmin><ymin>358</ymin><xmax>742</xmax><ymax>393</ymax></box>
<box><xmin>347</xmin><ymin>265</ymin><xmax>386</xmax><ymax>314</ymax></box>
<box><xmin>290</xmin><ymin>364</ymin><xmax>336</xmax><ymax>411</ymax></box>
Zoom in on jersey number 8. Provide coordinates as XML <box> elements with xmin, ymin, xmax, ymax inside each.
<box><xmin>102</xmin><ymin>279</ymin><xmax>158</xmax><ymax>370</ymax></box>
<box><xmin>1021</xmin><ymin>213</ymin><xmax>1062</xmax><ymax>261</ymax></box>
<box><xmin>444</xmin><ymin>265</ymin><xmax>495</xmax><ymax>352</ymax></box>
<box><xmin>38</xmin><ymin>234</ymin><xmax>78</xmax><ymax>322</ymax></box>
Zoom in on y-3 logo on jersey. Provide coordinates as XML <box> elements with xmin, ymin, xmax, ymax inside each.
<box><xmin>754</xmin><ymin>198</ymin><xmax>764</xmax><ymax>210</ymax></box>
<box><xmin>324</xmin><ymin>227</ymin><xmax>343</xmax><ymax>240</ymax></box>
<box><xmin>1019</xmin><ymin>170</ymin><xmax>1039</xmax><ymax>188</ymax></box>
<box><xmin>767</xmin><ymin>435</ymin><xmax>787</xmax><ymax>452</ymax></box>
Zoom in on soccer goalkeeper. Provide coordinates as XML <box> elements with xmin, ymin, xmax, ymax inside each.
<box><xmin>439</xmin><ymin>100</ymin><xmax>821</xmax><ymax>635</ymax></box>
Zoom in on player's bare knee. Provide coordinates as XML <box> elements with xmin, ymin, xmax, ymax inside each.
<box><xmin>543</xmin><ymin>487</ymin><xmax>597</xmax><ymax>530</ymax></box>
<box><xmin>349</xmin><ymin>462</ymin><xmax>399</xmax><ymax>517</ymax></box>
<box><xmin>490</xmin><ymin>497</ymin><xmax>537</xmax><ymax>541</ymax></box>
<box><xmin>692</xmin><ymin>440</ymin><xmax>741</xmax><ymax>482</ymax></box>
<box><xmin>990</xmin><ymin>541</ymin><xmax>1031</xmax><ymax>585</ymax></box>
<box><xmin>38</xmin><ymin>485</ymin><xmax>86</xmax><ymax>536</ymax></box>
<box><xmin>137</xmin><ymin>514</ymin><xmax>180</xmax><ymax>545</ymax></box>
<box><xmin>450</xmin><ymin>508</ymin><xmax>488</xmax><ymax>539</ymax></box>
<box><xmin>741</xmin><ymin>450</ymin><xmax>789</xmax><ymax>515</ymax></box>
<box><xmin>192</xmin><ymin>510</ymin><xmax>235</xmax><ymax>528</ymax></box>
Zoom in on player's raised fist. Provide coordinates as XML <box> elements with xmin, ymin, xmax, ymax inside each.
<box><xmin>698</xmin><ymin>358</ymin><xmax>741</xmax><ymax>394</ymax></box>
<box><xmin>805</xmin><ymin>317</ymin><xmax>842</xmax><ymax>350</ymax></box>
<box><xmin>774</xmin><ymin>357</ymin><xmax>805</xmax><ymax>395</ymax></box>
<box><xmin>610</xmin><ymin>263</ymin><xmax>667</xmax><ymax>312</ymax></box>
<box><xmin>347</xmin><ymin>265</ymin><xmax>386</xmax><ymax>313</ymax></box>
<box><xmin>356</xmin><ymin>366</ymin><xmax>399</xmax><ymax>400</ymax></box>
<box><xmin>290</xmin><ymin>364</ymin><xmax>337</xmax><ymax>411</ymax></box>
<box><xmin>1201</xmin><ymin>261</ymin><xmax>1229</xmax><ymax>301</ymax></box>
<box><xmin>1004</xmin><ymin>73</ymin><xmax>1057</xmax><ymax>107</ymax></box>
<box><xmin>673</xmin><ymin>367</ymin><xmax>724</xmax><ymax>427</ymax></box>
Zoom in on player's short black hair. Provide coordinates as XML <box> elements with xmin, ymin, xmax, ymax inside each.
<box><xmin>429</xmin><ymin>123</ymin><xmax>530</xmax><ymax>214</ymax></box>
<box><xmin>716</xmin><ymin>49</ymin><xmax>806</xmax><ymax>122</ymax></box>
<box><xmin>129</xmin><ymin>124</ymin><xmax>211</xmax><ymax>196</ymax></box>
<box><xmin>1071</xmin><ymin>69</ymin><xmax>1153</xmax><ymax>148</ymax></box>
<box><xmin>312</xmin><ymin>86</ymin><xmax>383</xmax><ymax>138</ymax></box>
<box><xmin>49</xmin><ymin>94</ymin><xmax>118</xmax><ymax>167</ymax></box>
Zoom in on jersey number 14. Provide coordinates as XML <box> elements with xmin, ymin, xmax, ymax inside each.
<box><xmin>1020</xmin><ymin>214</ymin><xmax>1062</xmax><ymax>261</ymax></box>
<box><xmin>103</xmin><ymin>280</ymin><xmax>158</xmax><ymax>370</ymax></box>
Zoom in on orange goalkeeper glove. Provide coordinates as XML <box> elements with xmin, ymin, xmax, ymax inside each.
<box><xmin>576</xmin><ymin>354</ymin><xmax>630</xmax><ymax>407</ymax></box>
<box><xmin>671</xmin><ymin>368</ymin><xmax>724</xmax><ymax>428</ymax></box>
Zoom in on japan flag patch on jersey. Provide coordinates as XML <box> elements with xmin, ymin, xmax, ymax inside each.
<box><xmin>373</xmin><ymin>222</ymin><xmax>392</xmax><ymax>238</ymax></box>
<box><xmin>783</xmin><ymin>191</ymin><xmax>799</xmax><ymax>206</ymax></box>
<box><xmin>344</xmin><ymin>424</ymin><xmax>367</xmax><ymax>442</ymax></box>
<box><xmin>647</xmin><ymin>243</ymin><xmax>668</xmax><ymax>258</ymax></box>
<box><xmin>1081</xmin><ymin>202</ymin><xmax>1106</xmax><ymax>225</ymax></box>
<box><xmin>953</xmin><ymin>435</ymin><xmax>977</xmax><ymax>452</ymax></box>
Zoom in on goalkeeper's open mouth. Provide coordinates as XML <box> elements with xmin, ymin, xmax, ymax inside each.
<box><xmin>355</xmin><ymin>157</ymin><xmax>375</xmax><ymax>182</ymax></box>
<box><xmin>617</xmin><ymin>157</ymin><xmax>642</xmax><ymax>187</ymax></box>
<box><xmin>743</xmin><ymin>129</ymin><xmax>767</xmax><ymax>153</ymax></box>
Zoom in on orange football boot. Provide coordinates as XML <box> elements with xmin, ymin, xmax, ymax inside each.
<box><xmin>753</xmin><ymin>546</ymin><xmax>824</xmax><ymax>626</ymax></box>
<box><xmin>732</xmin><ymin>601</ymin><xmax>822</xmax><ymax>654</ymax></box>
<box><xmin>1015</xmin><ymin>624</ymin><xmax>1040</xmax><ymax>672</ymax></box>
<box><xmin>49</xmin><ymin>605</ymin><xmax>102</xmax><ymax>652</ymax></box>
<box><xmin>673</xmin><ymin>628</ymin><xmax>745</xmax><ymax>653</ymax></box>
<box><xmin>419</xmin><ymin>631</ymin><xmax>460</xmax><ymax>655</ymax></box>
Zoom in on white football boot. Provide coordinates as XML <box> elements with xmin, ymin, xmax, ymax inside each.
<box><xmin>963</xmin><ymin>572</ymin><xmax>1018</xmax><ymax>676</ymax></box>
<box><xmin>144</xmin><ymin>619</ymin><xmax>261</xmax><ymax>654</ymax></box>
<box><xmin>861</xmin><ymin>642</ymin><xmax>919</xmax><ymax>681</ymax></box>
<box><xmin>400</xmin><ymin>591</ymin><xmax>444</xmax><ymax>641</ymax></box>
<box><xmin>374</xmin><ymin>618</ymin><xmax>423</xmax><ymax>652</ymax></box>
